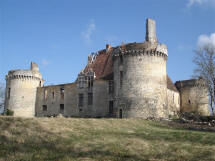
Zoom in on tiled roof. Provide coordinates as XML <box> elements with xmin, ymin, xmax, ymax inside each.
<box><xmin>84</xmin><ymin>48</ymin><xmax>113</xmax><ymax>80</ymax></box>
<box><xmin>84</xmin><ymin>44</ymin><xmax>178</xmax><ymax>92</ymax></box>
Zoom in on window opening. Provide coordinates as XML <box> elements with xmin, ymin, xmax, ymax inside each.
<box><xmin>88</xmin><ymin>93</ymin><xmax>93</xmax><ymax>105</ymax></box>
<box><xmin>88</xmin><ymin>76</ymin><xmax>94</xmax><ymax>89</ymax></box>
<box><xmin>44</xmin><ymin>89</ymin><xmax>48</xmax><ymax>101</ymax></box>
<box><xmin>78</xmin><ymin>94</ymin><xmax>84</xmax><ymax>107</ymax></box>
<box><xmin>120</xmin><ymin>71</ymin><xmax>123</xmax><ymax>88</ymax></box>
<box><xmin>60</xmin><ymin>87</ymin><xmax>64</xmax><ymax>99</ymax></box>
<box><xmin>43</xmin><ymin>105</ymin><xmax>47</xmax><ymax>111</ymax></box>
<box><xmin>109</xmin><ymin>81</ymin><xmax>114</xmax><ymax>94</ymax></box>
<box><xmin>119</xmin><ymin>55</ymin><xmax>123</xmax><ymax>65</ymax></box>
<box><xmin>119</xmin><ymin>109</ymin><xmax>123</xmax><ymax>118</ymax></box>
<box><xmin>188</xmin><ymin>99</ymin><xmax>191</xmax><ymax>104</ymax></box>
<box><xmin>60</xmin><ymin>104</ymin><xmax>64</xmax><ymax>114</ymax></box>
<box><xmin>78</xmin><ymin>76</ymin><xmax>85</xmax><ymax>88</ymax></box>
<box><xmin>109</xmin><ymin>101</ymin><xmax>114</xmax><ymax>115</ymax></box>
<box><xmin>7</xmin><ymin>88</ymin><xmax>11</xmax><ymax>99</ymax></box>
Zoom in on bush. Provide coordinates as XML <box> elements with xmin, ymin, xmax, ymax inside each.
<box><xmin>5</xmin><ymin>109</ymin><xmax>14</xmax><ymax>116</ymax></box>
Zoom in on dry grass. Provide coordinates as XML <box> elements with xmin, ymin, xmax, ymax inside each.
<box><xmin>0</xmin><ymin>117</ymin><xmax>215</xmax><ymax>161</ymax></box>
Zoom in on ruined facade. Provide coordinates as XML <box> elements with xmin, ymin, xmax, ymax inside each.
<box><xmin>4</xmin><ymin>18</ymin><xmax>210</xmax><ymax>118</ymax></box>
<box><xmin>175</xmin><ymin>79</ymin><xmax>209</xmax><ymax>116</ymax></box>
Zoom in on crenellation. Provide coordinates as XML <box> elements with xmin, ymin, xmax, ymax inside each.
<box><xmin>6</xmin><ymin>74</ymin><xmax>41</xmax><ymax>81</ymax></box>
<box><xmin>113</xmin><ymin>48</ymin><xmax>168</xmax><ymax>59</ymax></box>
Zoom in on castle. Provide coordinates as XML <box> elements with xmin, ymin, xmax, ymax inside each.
<box><xmin>4</xmin><ymin>19</ymin><xmax>210</xmax><ymax>118</ymax></box>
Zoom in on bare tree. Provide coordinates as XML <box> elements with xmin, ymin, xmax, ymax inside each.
<box><xmin>0</xmin><ymin>82</ymin><xmax>5</xmax><ymax>113</ymax></box>
<box><xmin>193</xmin><ymin>44</ymin><xmax>215</xmax><ymax>113</ymax></box>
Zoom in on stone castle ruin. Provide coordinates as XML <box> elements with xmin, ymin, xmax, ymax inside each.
<box><xmin>4</xmin><ymin>19</ymin><xmax>210</xmax><ymax>118</ymax></box>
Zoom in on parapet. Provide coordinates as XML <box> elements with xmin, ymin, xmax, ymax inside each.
<box><xmin>5</xmin><ymin>62</ymin><xmax>42</xmax><ymax>81</ymax></box>
<box><xmin>156</xmin><ymin>44</ymin><xmax>168</xmax><ymax>55</ymax></box>
<box><xmin>175</xmin><ymin>79</ymin><xmax>206</xmax><ymax>90</ymax></box>
<box><xmin>5</xmin><ymin>70</ymin><xmax>42</xmax><ymax>81</ymax></box>
<box><xmin>112</xmin><ymin>41</ymin><xmax>168</xmax><ymax>58</ymax></box>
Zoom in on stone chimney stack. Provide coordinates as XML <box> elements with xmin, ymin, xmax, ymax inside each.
<box><xmin>88</xmin><ymin>55</ymin><xmax>93</xmax><ymax>64</ymax></box>
<box><xmin>30</xmin><ymin>62</ymin><xmax>39</xmax><ymax>72</ymax></box>
<box><xmin>145</xmin><ymin>18</ymin><xmax>157</xmax><ymax>44</ymax></box>
<box><xmin>106</xmin><ymin>44</ymin><xmax>112</xmax><ymax>52</ymax></box>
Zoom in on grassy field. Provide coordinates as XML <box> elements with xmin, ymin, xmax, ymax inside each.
<box><xmin>0</xmin><ymin>117</ymin><xmax>215</xmax><ymax>161</ymax></box>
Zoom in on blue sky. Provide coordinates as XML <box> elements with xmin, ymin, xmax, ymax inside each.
<box><xmin>0</xmin><ymin>0</ymin><xmax>215</xmax><ymax>85</ymax></box>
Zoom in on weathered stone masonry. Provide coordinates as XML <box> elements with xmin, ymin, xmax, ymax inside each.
<box><xmin>4</xmin><ymin>18</ymin><xmax>210</xmax><ymax>118</ymax></box>
<box><xmin>4</xmin><ymin>62</ymin><xmax>43</xmax><ymax>117</ymax></box>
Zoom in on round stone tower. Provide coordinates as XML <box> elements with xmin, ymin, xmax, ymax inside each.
<box><xmin>4</xmin><ymin>62</ymin><xmax>43</xmax><ymax>117</ymax></box>
<box><xmin>113</xmin><ymin>19</ymin><xmax>169</xmax><ymax>118</ymax></box>
<box><xmin>175</xmin><ymin>79</ymin><xmax>210</xmax><ymax>116</ymax></box>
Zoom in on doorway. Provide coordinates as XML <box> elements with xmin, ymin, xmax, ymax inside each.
<box><xmin>119</xmin><ymin>109</ymin><xmax>122</xmax><ymax>118</ymax></box>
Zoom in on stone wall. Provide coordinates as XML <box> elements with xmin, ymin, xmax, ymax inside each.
<box><xmin>35</xmin><ymin>83</ymin><xmax>78</xmax><ymax>117</ymax></box>
<box><xmin>167</xmin><ymin>89</ymin><xmax>180</xmax><ymax>116</ymax></box>
<box><xmin>113</xmin><ymin>50</ymin><xmax>169</xmax><ymax>118</ymax></box>
<box><xmin>78</xmin><ymin>79</ymin><xmax>110</xmax><ymax>117</ymax></box>
<box><xmin>94</xmin><ymin>80</ymin><xmax>111</xmax><ymax>117</ymax></box>
<box><xmin>4</xmin><ymin>67</ymin><xmax>42</xmax><ymax>117</ymax></box>
<box><xmin>35</xmin><ymin>79</ymin><xmax>110</xmax><ymax>117</ymax></box>
<box><xmin>175</xmin><ymin>79</ymin><xmax>210</xmax><ymax>116</ymax></box>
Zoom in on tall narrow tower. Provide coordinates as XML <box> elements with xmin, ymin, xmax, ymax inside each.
<box><xmin>4</xmin><ymin>62</ymin><xmax>43</xmax><ymax>117</ymax></box>
<box><xmin>113</xmin><ymin>18</ymin><xmax>169</xmax><ymax>118</ymax></box>
<box><xmin>145</xmin><ymin>18</ymin><xmax>157</xmax><ymax>44</ymax></box>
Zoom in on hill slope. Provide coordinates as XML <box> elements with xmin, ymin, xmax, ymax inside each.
<box><xmin>0</xmin><ymin>117</ymin><xmax>215</xmax><ymax>161</ymax></box>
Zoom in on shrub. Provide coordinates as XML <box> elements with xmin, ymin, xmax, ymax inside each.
<box><xmin>5</xmin><ymin>109</ymin><xmax>14</xmax><ymax>116</ymax></box>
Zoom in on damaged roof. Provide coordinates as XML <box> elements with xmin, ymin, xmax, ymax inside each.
<box><xmin>83</xmin><ymin>44</ymin><xmax>178</xmax><ymax>92</ymax></box>
<box><xmin>84</xmin><ymin>48</ymin><xmax>113</xmax><ymax>80</ymax></box>
<box><xmin>120</xmin><ymin>41</ymin><xmax>157</xmax><ymax>51</ymax></box>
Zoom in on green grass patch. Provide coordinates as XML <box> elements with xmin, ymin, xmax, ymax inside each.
<box><xmin>0</xmin><ymin>117</ymin><xmax>214</xmax><ymax>161</ymax></box>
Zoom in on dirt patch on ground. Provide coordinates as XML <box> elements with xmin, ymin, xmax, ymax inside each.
<box><xmin>159</xmin><ymin>114</ymin><xmax>215</xmax><ymax>132</ymax></box>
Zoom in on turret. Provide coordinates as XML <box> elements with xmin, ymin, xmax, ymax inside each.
<box><xmin>112</xmin><ymin>18</ymin><xmax>169</xmax><ymax>118</ymax></box>
<box><xmin>4</xmin><ymin>62</ymin><xmax>43</xmax><ymax>117</ymax></box>
<box><xmin>175</xmin><ymin>79</ymin><xmax>209</xmax><ymax>116</ymax></box>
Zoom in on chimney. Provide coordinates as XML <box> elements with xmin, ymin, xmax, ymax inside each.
<box><xmin>145</xmin><ymin>18</ymin><xmax>157</xmax><ymax>44</ymax></box>
<box><xmin>88</xmin><ymin>55</ymin><xmax>92</xmax><ymax>64</ymax></box>
<box><xmin>106</xmin><ymin>44</ymin><xmax>112</xmax><ymax>52</ymax></box>
<box><xmin>30</xmin><ymin>62</ymin><xmax>39</xmax><ymax>72</ymax></box>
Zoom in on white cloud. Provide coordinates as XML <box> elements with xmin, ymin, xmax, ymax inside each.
<box><xmin>197</xmin><ymin>33</ymin><xmax>215</xmax><ymax>49</ymax></box>
<box><xmin>81</xmin><ymin>19</ymin><xmax>96</xmax><ymax>44</ymax></box>
<box><xmin>187</xmin><ymin>0</ymin><xmax>215</xmax><ymax>7</ymax></box>
<box><xmin>42</xmin><ymin>59</ymin><xmax>50</xmax><ymax>66</ymax></box>
<box><xmin>187</xmin><ymin>0</ymin><xmax>205</xmax><ymax>7</ymax></box>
